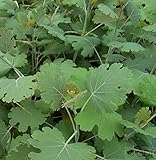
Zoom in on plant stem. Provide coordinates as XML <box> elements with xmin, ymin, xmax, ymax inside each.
<box><xmin>105</xmin><ymin>2</ymin><xmax>129</xmax><ymax>64</ymax></box>
<box><xmin>132</xmin><ymin>148</ymin><xmax>156</xmax><ymax>156</ymax></box>
<box><xmin>83</xmin><ymin>37</ymin><xmax>103</xmax><ymax>65</ymax></box>
<box><xmin>81</xmin><ymin>0</ymin><xmax>88</xmax><ymax>36</ymax></box>
<box><xmin>84</xmin><ymin>23</ymin><xmax>103</xmax><ymax>36</ymax></box>
<box><xmin>141</xmin><ymin>112</ymin><xmax>156</xmax><ymax>128</ymax></box>
<box><xmin>65</xmin><ymin>107</ymin><xmax>76</xmax><ymax>133</ymax></box>
<box><xmin>56</xmin><ymin>130</ymin><xmax>78</xmax><ymax>159</ymax></box>
<box><xmin>124</xmin><ymin>112</ymin><xmax>156</xmax><ymax>141</ymax></box>
<box><xmin>0</xmin><ymin>56</ymin><xmax>23</xmax><ymax>77</ymax></box>
<box><xmin>82</xmin><ymin>134</ymin><xmax>97</xmax><ymax>143</ymax></box>
<box><xmin>73</xmin><ymin>0</ymin><xmax>89</xmax><ymax>62</ymax></box>
<box><xmin>94</xmin><ymin>154</ymin><xmax>106</xmax><ymax>160</ymax></box>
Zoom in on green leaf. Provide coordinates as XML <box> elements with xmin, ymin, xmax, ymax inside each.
<box><xmin>145</xmin><ymin>126</ymin><xmax>156</xmax><ymax>138</ymax></box>
<box><xmin>135</xmin><ymin>107</ymin><xmax>151</xmax><ymax>125</ymax></box>
<box><xmin>6</xmin><ymin>144</ymin><xmax>35</xmax><ymax>160</ymax></box>
<box><xmin>97</xmin><ymin>4</ymin><xmax>118</xmax><ymax>19</ymax></box>
<box><xmin>136</xmin><ymin>44</ymin><xmax>156</xmax><ymax>58</ymax></box>
<box><xmin>75</xmin><ymin>105</ymin><xmax>124</xmax><ymax>141</ymax></box>
<box><xmin>102</xmin><ymin>138</ymin><xmax>131</xmax><ymax>159</ymax></box>
<box><xmin>8</xmin><ymin>134</ymin><xmax>30</xmax><ymax>153</ymax></box>
<box><xmin>50</xmin><ymin>13</ymin><xmax>71</xmax><ymax>26</ymax></box>
<box><xmin>0</xmin><ymin>28</ymin><xmax>15</xmax><ymax>53</ymax></box>
<box><xmin>0</xmin><ymin>0</ymin><xmax>18</xmax><ymax>14</ymax></box>
<box><xmin>121</xmin><ymin>42</ymin><xmax>145</xmax><ymax>52</ymax></box>
<box><xmin>66</xmin><ymin>35</ymin><xmax>100</xmax><ymax>57</ymax></box>
<box><xmin>122</xmin><ymin>120</ymin><xmax>156</xmax><ymax>138</ymax></box>
<box><xmin>119</xmin><ymin>103</ymin><xmax>140</xmax><ymax>122</ymax></box>
<box><xmin>37</xmin><ymin>60</ymin><xmax>75</xmax><ymax>110</ymax></box>
<box><xmin>62</xmin><ymin>0</ymin><xmax>84</xmax><ymax>8</ymax></box>
<box><xmin>5</xmin><ymin>11</ymin><xmax>30</xmax><ymax>39</ymax></box>
<box><xmin>0</xmin><ymin>53</ymin><xmax>27</xmax><ymax>76</ymax></box>
<box><xmin>32</xmin><ymin>5</ymin><xmax>48</xmax><ymax>26</ymax></box>
<box><xmin>125</xmin><ymin>1</ymin><xmax>141</xmax><ymax>25</ymax></box>
<box><xmin>44</xmin><ymin>25</ymin><xmax>65</xmax><ymax>40</ymax></box>
<box><xmin>0</xmin><ymin>103</ymin><xmax>8</xmax><ymax>122</ymax></box>
<box><xmin>69</xmin><ymin>67</ymin><xmax>87</xmax><ymax>91</ymax></box>
<box><xmin>143</xmin><ymin>23</ymin><xmax>156</xmax><ymax>32</ymax></box>
<box><xmin>43</xmin><ymin>13</ymin><xmax>70</xmax><ymax>40</ymax></box>
<box><xmin>93</xmin><ymin>9</ymin><xmax>117</xmax><ymax>28</ymax></box>
<box><xmin>0</xmin><ymin>76</ymin><xmax>37</xmax><ymax>103</ymax></box>
<box><xmin>29</xmin><ymin>127</ymin><xmax>96</xmax><ymax>160</ymax></box>
<box><xmin>56</xmin><ymin>120</ymin><xmax>73</xmax><ymax>140</ymax></box>
<box><xmin>139</xmin><ymin>75</ymin><xmax>156</xmax><ymax>106</ymax></box>
<box><xmin>136</xmin><ymin>134</ymin><xmax>156</xmax><ymax>153</ymax></box>
<box><xmin>109</xmin><ymin>41</ymin><xmax>145</xmax><ymax>52</ymax></box>
<box><xmin>0</xmin><ymin>120</ymin><xmax>11</xmax><ymax>155</ymax></box>
<box><xmin>125</xmin><ymin>153</ymin><xmax>146</xmax><ymax>160</ymax></box>
<box><xmin>81</xmin><ymin>63</ymin><xmax>132</xmax><ymax>112</ymax></box>
<box><xmin>33</xmin><ymin>100</ymin><xmax>51</xmax><ymax>114</ymax></box>
<box><xmin>123</xmin><ymin>57</ymin><xmax>156</xmax><ymax>72</ymax></box>
<box><xmin>8</xmin><ymin>100</ymin><xmax>47</xmax><ymax>132</ymax></box>
<box><xmin>132</xmin><ymin>0</ymin><xmax>156</xmax><ymax>23</ymax></box>
<box><xmin>130</xmin><ymin>70</ymin><xmax>148</xmax><ymax>95</ymax></box>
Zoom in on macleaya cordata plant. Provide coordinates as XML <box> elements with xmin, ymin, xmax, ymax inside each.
<box><xmin>0</xmin><ymin>0</ymin><xmax>156</xmax><ymax>159</ymax></box>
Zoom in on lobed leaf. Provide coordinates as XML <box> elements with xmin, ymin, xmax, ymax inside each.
<box><xmin>29</xmin><ymin>127</ymin><xmax>96</xmax><ymax>160</ymax></box>
<box><xmin>0</xmin><ymin>76</ymin><xmax>37</xmax><ymax>103</ymax></box>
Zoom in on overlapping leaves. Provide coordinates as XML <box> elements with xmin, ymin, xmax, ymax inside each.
<box><xmin>0</xmin><ymin>0</ymin><xmax>156</xmax><ymax>160</ymax></box>
<box><xmin>37</xmin><ymin>60</ymin><xmax>75</xmax><ymax>110</ymax></box>
<box><xmin>8</xmin><ymin>100</ymin><xmax>47</xmax><ymax>132</ymax></box>
<box><xmin>75</xmin><ymin>104</ymin><xmax>124</xmax><ymax>141</ymax></box>
<box><xmin>29</xmin><ymin>127</ymin><xmax>96</xmax><ymax>160</ymax></box>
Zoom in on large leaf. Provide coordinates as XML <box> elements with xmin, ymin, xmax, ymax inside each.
<box><xmin>37</xmin><ymin>60</ymin><xmax>75</xmax><ymax>110</ymax></box>
<box><xmin>80</xmin><ymin>63</ymin><xmax>132</xmax><ymax>112</ymax></box>
<box><xmin>29</xmin><ymin>127</ymin><xmax>96</xmax><ymax>160</ymax></box>
<box><xmin>0</xmin><ymin>76</ymin><xmax>37</xmax><ymax>103</ymax></box>
<box><xmin>8</xmin><ymin>100</ymin><xmax>47</xmax><ymax>132</ymax></box>
<box><xmin>75</xmin><ymin>105</ymin><xmax>124</xmax><ymax>141</ymax></box>
<box><xmin>102</xmin><ymin>138</ymin><xmax>131</xmax><ymax>160</ymax></box>
<box><xmin>6</xmin><ymin>144</ymin><xmax>35</xmax><ymax>160</ymax></box>
<box><xmin>8</xmin><ymin>134</ymin><xmax>30</xmax><ymax>153</ymax></box>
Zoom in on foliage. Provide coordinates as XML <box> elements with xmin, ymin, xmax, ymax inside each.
<box><xmin>0</xmin><ymin>0</ymin><xmax>156</xmax><ymax>159</ymax></box>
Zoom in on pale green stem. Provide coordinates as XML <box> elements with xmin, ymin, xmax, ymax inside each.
<box><xmin>132</xmin><ymin>148</ymin><xmax>156</xmax><ymax>156</ymax></box>
<box><xmin>84</xmin><ymin>23</ymin><xmax>103</xmax><ymax>36</ymax></box>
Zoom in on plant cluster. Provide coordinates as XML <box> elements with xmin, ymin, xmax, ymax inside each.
<box><xmin>0</xmin><ymin>0</ymin><xmax>156</xmax><ymax>159</ymax></box>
